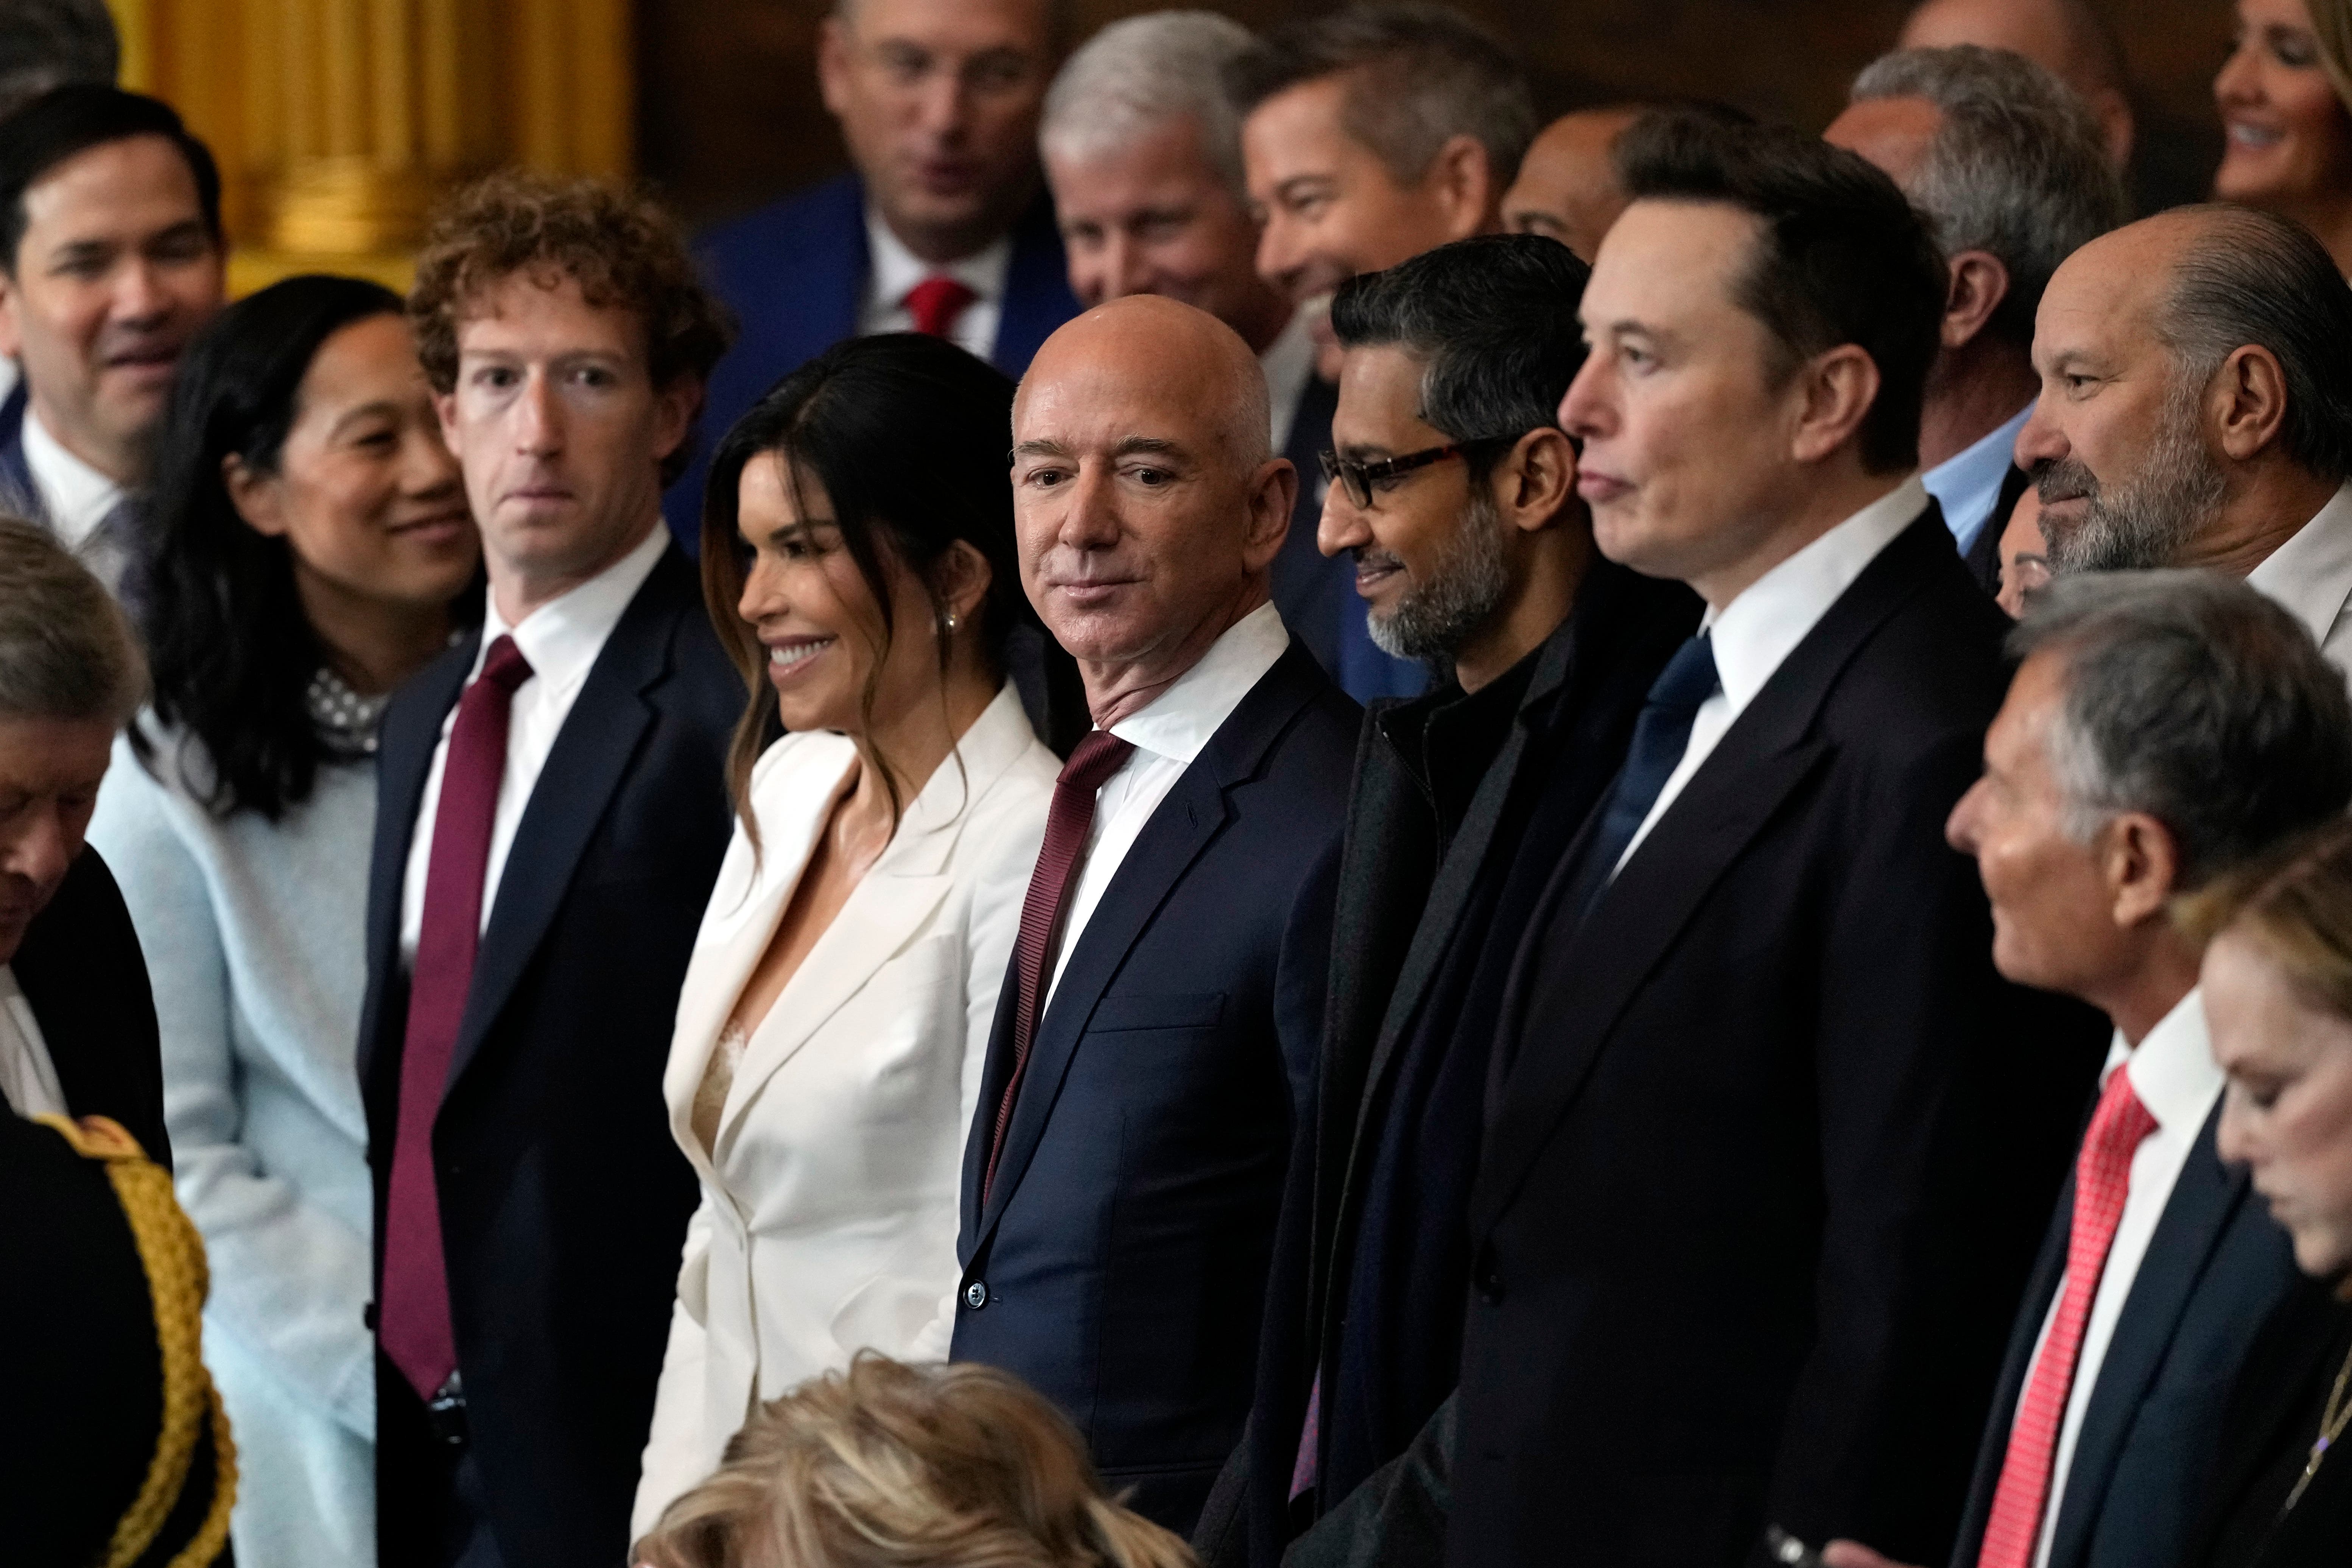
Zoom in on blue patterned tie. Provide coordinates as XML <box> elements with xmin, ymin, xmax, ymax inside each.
<box><xmin>1577</xmin><ymin>632</ymin><xmax>1719</xmax><ymax>914</ymax></box>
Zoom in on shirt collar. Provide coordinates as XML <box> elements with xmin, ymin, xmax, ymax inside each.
<box><xmin>20</xmin><ymin>399</ymin><xmax>124</xmax><ymax>549</ymax></box>
<box><xmin>1921</xmin><ymin>402</ymin><xmax>2031</xmax><ymax>555</ymax></box>
<box><xmin>1107</xmin><ymin>600</ymin><xmax>1291</xmax><ymax>766</ymax></box>
<box><xmin>1705</xmin><ymin>475</ymin><xmax>1928</xmax><ymax>716</ymax></box>
<box><xmin>480</xmin><ymin>522</ymin><xmax>669</xmax><ymax>696</ymax></box>
<box><xmin>864</xmin><ymin>206</ymin><xmax>1014</xmax><ymax>314</ymax></box>
<box><xmin>2246</xmin><ymin>481</ymin><xmax>2352</xmax><ymax>652</ymax></box>
<box><xmin>2108</xmin><ymin>986</ymin><xmax>2226</xmax><ymax>1137</ymax></box>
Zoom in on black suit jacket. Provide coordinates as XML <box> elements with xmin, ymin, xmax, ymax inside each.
<box><xmin>1950</xmin><ymin>1104</ymin><xmax>2303</xmax><ymax>1568</ymax></box>
<box><xmin>2191</xmin><ymin>1283</ymin><xmax>2352</xmax><ymax>1568</ymax></box>
<box><xmin>952</xmin><ymin>641</ymin><xmax>1359</xmax><ymax>1535</ymax></box>
<box><xmin>1454</xmin><ymin>510</ymin><xmax>2106</xmax><ymax>1567</ymax></box>
<box><xmin>1205</xmin><ymin>563</ymin><xmax>1701</xmax><ymax>1566</ymax></box>
<box><xmin>359</xmin><ymin>545</ymin><xmax>739</xmax><ymax>1567</ymax></box>
<box><xmin>16</xmin><ymin>847</ymin><xmax>169</xmax><ymax>1167</ymax></box>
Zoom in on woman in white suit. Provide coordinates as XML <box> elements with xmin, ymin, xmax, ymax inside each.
<box><xmin>634</xmin><ymin>334</ymin><xmax>1066</xmax><ymax>1534</ymax></box>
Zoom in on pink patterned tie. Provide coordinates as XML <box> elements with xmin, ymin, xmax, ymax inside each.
<box><xmin>905</xmin><ymin>274</ymin><xmax>978</xmax><ymax>340</ymax></box>
<box><xmin>379</xmin><ymin>635</ymin><xmax>532</xmax><ymax>1403</ymax></box>
<box><xmin>981</xmin><ymin>729</ymin><xmax>1135</xmax><ymax>1207</ymax></box>
<box><xmin>1975</xmin><ymin>1067</ymin><xmax>2157</xmax><ymax>1568</ymax></box>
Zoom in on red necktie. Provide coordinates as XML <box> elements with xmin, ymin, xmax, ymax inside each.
<box><xmin>379</xmin><ymin>635</ymin><xmax>533</xmax><ymax>1403</ymax></box>
<box><xmin>904</xmin><ymin>274</ymin><xmax>978</xmax><ymax>340</ymax></box>
<box><xmin>1975</xmin><ymin>1067</ymin><xmax>2158</xmax><ymax>1568</ymax></box>
<box><xmin>981</xmin><ymin>729</ymin><xmax>1135</xmax><ymax>1207</ymax></box>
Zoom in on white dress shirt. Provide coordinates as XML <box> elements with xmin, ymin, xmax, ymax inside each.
<box><xmin>2248</xmin><ymin>480</ymin><xmax>2352</xmax><ymax>682</ymax></box>
<box><xmin>22</xmin><ymin>400</ymin><xmax>130</xmax><ymax>590</ymax></box>
<box><xmin>398</xmin><ymin>524</ymin><xmax>668</xmax><ymax>964</ymax></box>
<box><xmin>1922</xmin><ymin>403</ymin><xmax>2031</xmax><ymax>559</ymax></box>
<box><xmin>1044</xmin><ymin>601</ymin><xmax>1291</xmax><ymax>1005</ymax></box>
<box><xmin>1261</xmin><ymin>307</ymin><xmax>1317</xmax><ymax>455</ymax></box>
<box><xmin>2018</xmin><ymin>988</ymin><xmax>2223</xmax><ymax>1568</ymax></box>
<box><xmin>859</xmin><ymin>207</ymin><xmax>1012</xmax><ymax>364</ymax></box>
<box><xmin>0</xmin><ymin>963</ymin><xmax>65</xmax><ymax>1118</ymax></box>
<box><xmin>1614</xmin><ymin>476</ymin><xmax>1928</xmax><ymax>876</ymax></box>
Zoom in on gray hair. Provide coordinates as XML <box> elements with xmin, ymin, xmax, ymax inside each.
<box><xmin>2012</xmin><ymin>570</ymin><xmax>2352</xmax><ymax>891</ymax></box>
<box><xmin>0</xmin><ymin>516</ymin><xmax>142</xmax><ymax>726</ymax></box>
<box><xmin>1850</xmin><ymin>44</ymin><xmax>2124</xmax><ymax>347</ymax></box>
<box><xmin>1225</xmin><ymin>3</ymin><xmax>1535</xmax><ymax>192</ymax></box>
<box><xmin>0</xmin><ymin>0</ymin><xmax>118</xmax><ymax>121</ymax></box>
<box><xmin>2153</xmin><ymin>204</ymin><xmax>2352</xmax><ymax>486</ymax></box>
<box><xmin>1040</xmin><ymin>12</ymin><xmax>1256</xmax><ymax>201</ymax></box>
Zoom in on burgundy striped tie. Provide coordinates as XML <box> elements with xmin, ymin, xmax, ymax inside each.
<box><xmin>981</xmin><ymin>729</ymin><xmax>1135</xmax><ymax>1207</ymax></box>
<box><xmin>380</xmin><ymin>635</ymin><xmax>532</xmax><ymax>1403</ymax></box>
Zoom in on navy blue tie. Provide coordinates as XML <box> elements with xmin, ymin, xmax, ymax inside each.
<box><xmin>1577</xmin><ymin>632</ymin><xmax>1719</xmax><ymax>914</ymax></box>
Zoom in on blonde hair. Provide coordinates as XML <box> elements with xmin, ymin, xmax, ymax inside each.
<box><xmin>2313</xmin><ymin>0</ymin><xmax>2352</xmax><ymax>115</ymax></box>
<box><xmin>2178</xmin><ymin>816</ymin><xmax>2352</xmax><ymax>1020</ymax></box>
<box><xmin>632</xmin><ymin>1355</ymin><xmax>1199</xmax><ymax>1568</ymax></box>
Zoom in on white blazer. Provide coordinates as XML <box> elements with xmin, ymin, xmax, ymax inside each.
<box><xmin>632</xmin><ymin>685</ymin><xmax>1055</xmax><ymax>1534</ymax></box>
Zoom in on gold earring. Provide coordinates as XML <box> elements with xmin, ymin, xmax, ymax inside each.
<box><xmin>944</xmin><ymin>610</ymin><xmax>959</xmax><ymax>633</ymax></box>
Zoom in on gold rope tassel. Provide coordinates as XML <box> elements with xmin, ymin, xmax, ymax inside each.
<box><xmin>35</xmin><ymin>1114</ymin><xmax>239</xmax><ymax>1568</ymax></box>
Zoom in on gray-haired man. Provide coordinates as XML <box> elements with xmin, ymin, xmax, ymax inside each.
<box><xmin>1827</xmin><ymin>44</ymin><xmax>2125</xmax><ymax>595</ymax></box>
<box><xmin>1832</xmin><ymin>570</ymin><xmax>2352</xmax><ymax>1568</ymax></box>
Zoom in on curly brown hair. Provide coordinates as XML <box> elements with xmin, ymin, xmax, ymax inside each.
<box><xmin>408</xmin><ymin>170</ymin><xmax>734</xmax><ymax>483</ymax></box>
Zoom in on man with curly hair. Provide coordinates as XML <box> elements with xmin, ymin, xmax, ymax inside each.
<box><xmin>360</xmin><ymin>170</ymin><xmax>744</xmax><ymax>1568</ymax></box>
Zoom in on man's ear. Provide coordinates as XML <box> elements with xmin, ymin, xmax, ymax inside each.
<box><xmin>1787</xmin><ymin>344</ymin><xmax>1882</xmax><ymax>466</ymax></box>
<box><xmin>1242</xmin><ymin>456</ymin><xmax>1298</xmax><ymax>573</ymax></box>
<box><xmin>1493</xmin><ymin>427</ymin><xmax>1578</xmax><ymax>534</ymax></box>
<box><xmin>1942</xmin><ymin>251</ymin><xmax>2013</xmax><ymax>353</ymax></box>
<box><xmin>649</xmin><ymin>377</ymin><xmax>702</xmax><ymax>467</ymax></box>
<box><xmin>816</xmin><ymin>14</ymin><xmax>855</xmax><ymax>120</ymax></box>
<box><xmin>2104</xmin><ymin>810</ymin><xmax>2182</xmax><ymax>931</ymax></box>
<box><xmin>1424</xmin><ymin>134</ymin><xmax>1498</xmax><ymax>242</ymax></box>
<box><xmin>2212</xmin><ymin>344</ymin><xmax>2291</xmax><ymax>463</ymax></box>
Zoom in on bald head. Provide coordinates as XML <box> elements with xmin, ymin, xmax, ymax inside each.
<box><xmin>1012</xmin><ymin>295</ymin><xmax>1295</xmax><ymax>721</ymax></box>
<box><xmin>1504</xmin><ymin>108</ymin><xmax>1643</xmax><ymax>261</ymax></box>
<box><xmin>1899</xmin><ymin>0</ymin><xmax>2133</xmax><ymax>165</ymax></box>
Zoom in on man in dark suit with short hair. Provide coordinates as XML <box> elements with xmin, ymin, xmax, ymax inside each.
<box><xmin>953</xmin><ymin>294</ymin><xmax>1357</xmax><ymax>1538</ymax></box>
<box><xmin>1430</xmin><ymin>115</ymin><xmax>2105</xmax><ymax>1568</ymax></box>
<box><xmin>672</xmin><ymin>0</ymin><xmax>1080</xmax><ymax>546</ymax></box>
<box><xmin>361</xmin><ymin>174</ymin><xmax>742</xmax><ymax>1568</ymax></box>
<box><xmin>1829</xmin><ymin>571</ymin><xmax>2352</xmax><ymax>1568</ymax></box>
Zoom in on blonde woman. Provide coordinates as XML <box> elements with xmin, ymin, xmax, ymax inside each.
<box><xmin>634</xmin><ymin>1354</ymin><xmax>1195</xmax><ymax>1568</ymax></box>
<box><xmin>2217</xmin><ymin>0</ymin><xmax>2352</xmax><ymax>272</ymax></box>
<box><xmin>632</xmin><ymin>334</ymin><xmax>1062</xmax><ymax>1534</ymax></box>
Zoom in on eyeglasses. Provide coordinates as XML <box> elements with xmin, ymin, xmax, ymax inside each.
<box><xmin>1317</xmin><ymin>436</ymin><xmax>1516</xmax><ymax>510</ymax></box>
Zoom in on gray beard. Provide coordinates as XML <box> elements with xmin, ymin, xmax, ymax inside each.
<box><xmin>1364</xmin><ymin>491</ymin><xmax>1512</xmax><ymax>665</ymax></box>
<box><xmin>2041</xmin><ymin>382</ymin><xmax>2229</xmax><ymax>574</ymax></box>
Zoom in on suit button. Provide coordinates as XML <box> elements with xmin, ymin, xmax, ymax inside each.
<box><xmin>965</xmin><ymin>1281</ymin><xmax>988</xmax><ymax>1310</ymax></box>
<box><xmin>1473</xmin><ymin>1243</ymin><xmax>1504</xmax><ymax>1306</ymax></box>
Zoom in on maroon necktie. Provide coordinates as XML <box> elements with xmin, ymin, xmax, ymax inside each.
<box><xmin>981</xmin><ymin>729</ymin><xmax>1135</xmax><ymax>1207</ymax></box>
<box><xmin>904</xmin><ymin>274</ymin><xmax>978</xmax><ymax>340</ymax></box>
<box><xmin>380</xmin><ymin>635</ymin><xmax>533</xmax><ymax>1403</ymax></box>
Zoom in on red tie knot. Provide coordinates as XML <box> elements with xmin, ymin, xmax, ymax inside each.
<box><xmin>904</xmin><ymin>274</ymin><xmax>979</xmax><ymax>339</ymax></box>
<box><xmin>478</xmin><ymin>634</ymin><xmax>534</xmax><ymax>695</ymax></box>
<box><xmin>1060</xmin><ymin>730</ymin><xmax>1135</xmax><ymax>793</ymax></box>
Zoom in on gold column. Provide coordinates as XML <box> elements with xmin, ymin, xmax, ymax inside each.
<box><xmin>105</xmin><ymin>0</ymin><xmax>635</xmax><ymax>295</ymax></box>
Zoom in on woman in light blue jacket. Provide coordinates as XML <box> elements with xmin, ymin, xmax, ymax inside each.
<box><xmin>88</xmin><ymin>276</ymin><xmax>481</xmax><ymax>1568</ymax></box>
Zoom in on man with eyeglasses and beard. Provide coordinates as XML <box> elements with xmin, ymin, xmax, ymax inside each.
<box><xmin>1193</xmin><ymin>231</ymin><xmax>1700</xmax><ymax>1568</ymax></box>
<box><xmin>2017</xmin><ymin>203</ymin><xmax>2352</xmax><ymax>680</ymax></box>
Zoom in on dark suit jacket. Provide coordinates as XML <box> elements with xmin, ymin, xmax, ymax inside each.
<box><xmin>1960</xmin><ymin>463</ymin><xmax>2034</xmax><ymax>600</ymax></box>
<box><xmin>0</xmin><ymin>1113</ymin><xmax>224</xmax><ymax>1566</ymax></box>
<box><xmin>0</xmin><ymin>383</ymin><xmax>33</xmax><ymax>523</ymax></box>
<box><xmin>16</xmin><ymin>847</ymin><xmax>169</xmax><ymax>1168</ymax></box>
<box><xmin>2191</xmin><ymin>1284</ymin><xmax>2352</xmax><ymax>1568</ymax></box>
<box><xmin>666</xmin><ymin>173</ymin><xmax>1080</xmax><ymax>545</ymax></box>
<box><xmin>360</xmin><ymin>545</ymin><xmax>739</xmax><ymax>1567</ymax></box>
<box><xmin>1454</xmin><ymin>510</ymin><xmax>2107</xmax><ymax>1568</ymax></box>
<box><xmin>1949</xmin><ymin>1103</ymin><xmax>2303</xmax><ymax>1568</ymax></box>
<box><xmin>1203</xmin><ymin>562</ymin><xmax>1701</xmax><ymax>1566</ymax></box>
<box><xmin>952</xmin><ymin>642</ymin><xmax>1359</xmax><ymax>1535</ymax></box>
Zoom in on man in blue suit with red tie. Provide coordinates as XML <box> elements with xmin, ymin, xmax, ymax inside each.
<box><xmin>671</xmin><ymin>0</ymin><xmax>1080</xmax><ymax>544</ymax></box>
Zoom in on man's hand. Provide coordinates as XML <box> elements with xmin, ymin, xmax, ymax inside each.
<box><xmin>1821</xmin><ymin>1542</ymin><xmax>1923</xmax><ymax>1568</ymax></box>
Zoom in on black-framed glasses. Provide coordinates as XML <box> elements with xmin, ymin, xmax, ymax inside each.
<box><xmin>1317</xmin><ymin>435</ymin><xmax>1517</xmax><ymax>509</ymax></box>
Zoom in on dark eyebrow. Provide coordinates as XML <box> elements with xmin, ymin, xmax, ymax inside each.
<box><xmin>327</xmin><ymin>400</ymin><xmax>405</xmax><ymax>439</ymax></box>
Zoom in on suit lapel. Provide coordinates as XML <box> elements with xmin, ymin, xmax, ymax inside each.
<box><xmin>2048</xmin><ymin>1106</ymin><xmax>2247</xmax><ymax>1568</ymax></box>
<box><xmin>0</xmin><ymin>384</ymin><xmax>35</xmax><ymax>522</ymax></box>
<box><xmin>1470</xmin><ymin>512</ymin><xmax>1949</xmax><ymax>1235</ymax></box>
<box><xmin>444</xmin><ymin>557</ymin><xmax>680</xmax><ymax>1094</ymax></box>
<box><xmin>972</xmin><ymin>646</ymin><xmax>1325</xmax><ymax>1242</ymax></box>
